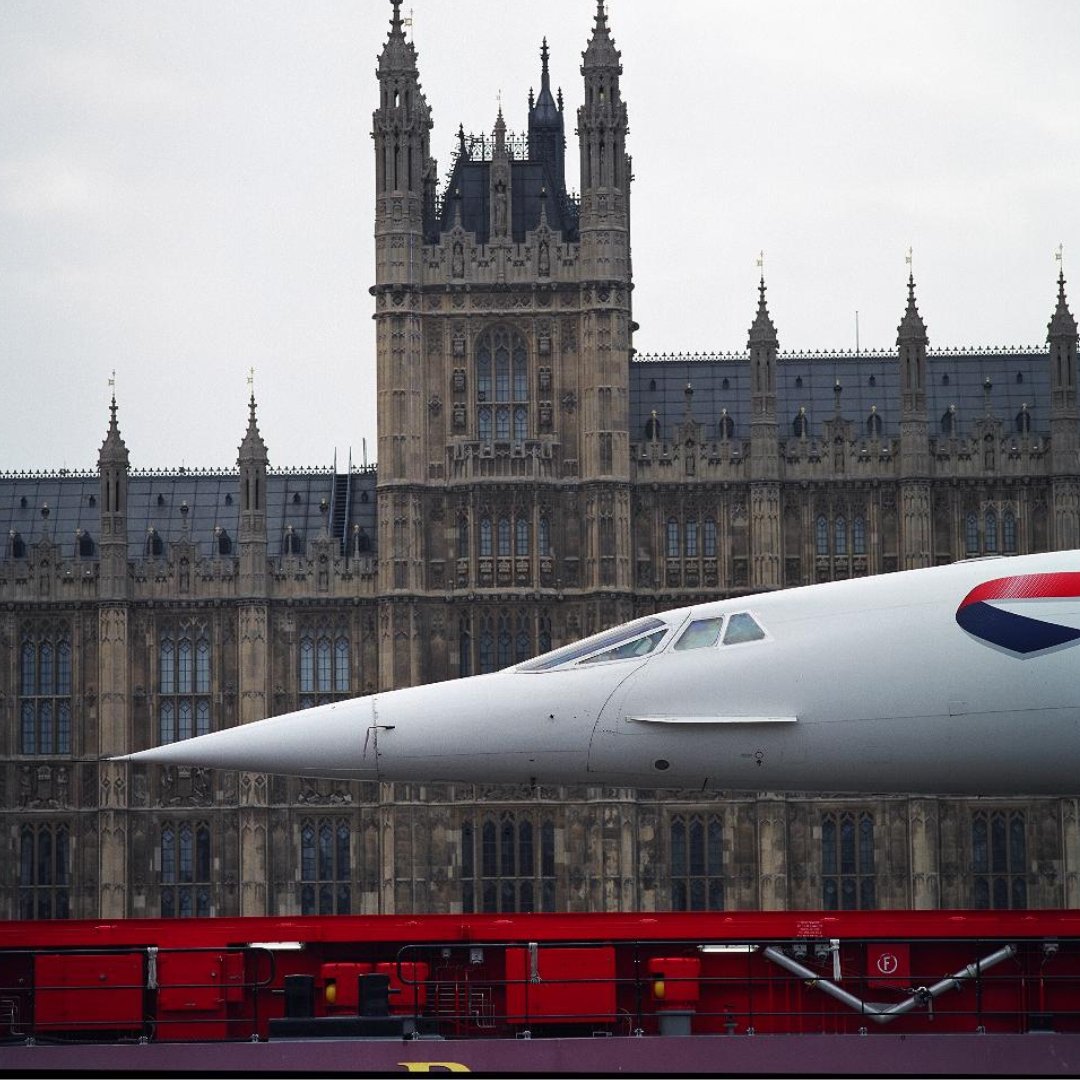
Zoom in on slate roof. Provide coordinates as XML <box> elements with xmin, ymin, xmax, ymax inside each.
<box><xmin>1</xmin><ymin>470</ymin><xmax>377</xmax><ymax>561</ymax></box>
<box><xmin>630</xmin><ymin>348</ymin><xmax>1051</xmax><ymax>443</ymax></box>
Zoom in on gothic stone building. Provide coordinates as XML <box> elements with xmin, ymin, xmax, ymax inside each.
<box><xmin>3</xmin><ymin>2</ymin><xmax>1080</xmax><ymax>921</ymax></box>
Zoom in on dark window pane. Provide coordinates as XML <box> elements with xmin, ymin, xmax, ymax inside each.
<box><xmin>991</xmin><ymin>814</ymin><xmax>1007</xmax><ymax>874</ymax></box>
<box><xmin>671</xmin><ymin>819</ymin><xmax>686</xmax><ymax>877</ymax></box>
<box><xmin>972</xmin><ymin>816</ymin><xmax>988</xmax><ymax>873</ymax></box>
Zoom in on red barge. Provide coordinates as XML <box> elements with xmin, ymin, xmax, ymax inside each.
<box><xmin>2</xmin><ymin>908</ymin><xmax>1080</xmax><ymax>1075</ymax></box>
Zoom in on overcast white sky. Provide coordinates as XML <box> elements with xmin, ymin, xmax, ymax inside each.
<box><xmin>2</xmin><ymin>1</ymin><xmax>1078</xmax><ymax>473</ymax></box>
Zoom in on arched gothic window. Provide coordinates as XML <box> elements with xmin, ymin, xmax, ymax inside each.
<box><xmin>19</xmin><ymin>822</ymin><xmax>70</xmax><ymax>919</ymax></box>
<box><xmin>479</xmin><ymin>517</ymin><xmax>493</xmax><ymax>558</ymax></box>
<box><xmin>516</xmin><ymin>517</ymin><xmax>530</xmax><ymax>556</ymax></box>
<box><xmin>666</xmin><ymin>518</ymin><xmax>680</xmax><ymax>559</ymax></box>
<box><xmin>670</xmin><ymin>814</ymin><xmax>724</xmax><ymax>911</ymax></box>
<box><xmin>158</xmin><ymin>626</ymin><xmax>212</xmax><ymax>745</ymax></box>
<box><xmin>300</xmin><ymin>817</ymin><xmax>351</xmax><ymax>916</ymax></box>
<box><xmin>965</xmin><ymin>513</ymin><xmax>979</xmax><ymax>555</ymax></box>
<box><xmin>984</xmin><ymin>509</ymin><xmax>998</xmax><ymax>554</ymax></box>
<box><xmin>822</xmin><ymin>811</ymin><xmax>876</xmax><ymax>910</ymax></box>
<box><xmin>703</xmin><ymin>518</ymin><xmax>718</xmax><ymax>559</ymax></box>
<box><xmin>160</xmin><ymin>821</ymin><xmax>211</xmax><ymax>918</ymax></box>
<box><xmin>20</xmin><ymin>625</ymin><xmax>72</xmax><ymax>755</ymax></box>
<box><xmin>852</xmin><ymin>516</ymin><xmax>867</xmax><ymax>556</ymax></box>
<box><xmin>834</xmin><ymin>516</ymin><xmax>847</xmax><ymax>556</ymax></box>
<box><xmin>1003</xmin><ymin>509</ymin><xmax>1018</xmax><ymax>554</ymax></box>
<box><xmin>476</xmin><ymin>327</ymin><xmax>528</xmax><ymax>442</ymax></box>
<box><xmin>815</xmin><ymin>515</ymin><xmax>829</xmax><ymax>556</ymax></box>
<box><xmin>866</xmin><ymin>410</ymin><xmax>882</xmax><ymax>436</ymax></box>
<box><xmin>685</xmin><ymin>519</ymin><xmax>698</xmax><ymax>558</ymax></box>
<box><xmin>972</xmin><ymin>810</ymin><xmax>1027</xmax><ymax>910</ymax></box>
<box><xmin>299</xmin><ymin>629</ymin><xmax>351</xmax><ymax>709</ymax></box>
<box><xmin>461</xmin><ymin>812</ymin><xmax>556</xmax><ymax>913</ymax></box>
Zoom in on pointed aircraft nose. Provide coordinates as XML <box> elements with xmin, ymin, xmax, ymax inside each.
<box><xmin>116</xmin><ymin>696</ymin><xmax>378</xmax><ymax>780</ymax></box>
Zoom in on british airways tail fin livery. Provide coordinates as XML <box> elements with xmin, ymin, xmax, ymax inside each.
<box><xmin>118</xmin><ymin>551</ymin><xmax>1080</xmax><ymax>795</ymax></box>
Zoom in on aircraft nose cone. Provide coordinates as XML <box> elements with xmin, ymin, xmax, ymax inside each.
<box><xmin>117</xmin><ymin>696</ymin><xmax>378</xmax><ymax>780</ymax></box>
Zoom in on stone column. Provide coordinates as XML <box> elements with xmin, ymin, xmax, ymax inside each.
<box><xmin>909</xmin><ymin>798</ymin><xmax>940</xmax><ymax>909</ymax></box>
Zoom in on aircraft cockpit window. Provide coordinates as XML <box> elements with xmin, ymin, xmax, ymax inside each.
<box><xmin>723</xmin><ymin>612</ymin><xmax>766</xmax><ymax>645</ymax></box>
<box><xmin>578</xmin><ymin>628</ymin><xmax>668</xmax><ymax>664</ymax></box>
<box><xmin>673</xmin><ymin>617</ymin><xmax>724</xmax><ymax>651</ymax></box>
<box><xmin>517</xmin><ymin>616</ymin><xmax>667</xmax><ymax>672</ymax></box>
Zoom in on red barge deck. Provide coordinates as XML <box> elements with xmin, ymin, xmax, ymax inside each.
<box><xmin>1</xmin><ymin>909</ymin><xmax>1079</xmax><ymax>1075</ymax></box>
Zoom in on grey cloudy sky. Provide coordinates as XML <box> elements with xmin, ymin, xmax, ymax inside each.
<box><xmin>1</xmin><ymin>1</ymin><xmax>1077</xmax><ymax>473</ymax></box>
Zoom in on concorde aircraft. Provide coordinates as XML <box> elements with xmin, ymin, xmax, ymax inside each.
<box><xmin>119</xmin><ymin>551</ymin><xmax>1080</xmax><ymax>795</ymax></box>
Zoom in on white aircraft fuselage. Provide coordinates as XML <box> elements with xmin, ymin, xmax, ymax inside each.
<box><xmin>121</xmin><ymin>551</ymin><xmax>1080</xmax><ymax>795</ymax></box>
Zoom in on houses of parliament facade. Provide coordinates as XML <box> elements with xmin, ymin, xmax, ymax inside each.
<box><xmin>3</xmin><ymin>2</ymin><xmax>1080</xmax><ymax>921</ymax></box>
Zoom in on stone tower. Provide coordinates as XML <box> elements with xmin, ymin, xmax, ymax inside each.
<box><xmin>96</xmin><ymin>395</ymin><xmax>131</xmax><ymax>916</ymax></box>
<box><xmin>748</xmin><ymin>275</ymin><xmax>781</xmax><ymax>588</ymax></box>
<box><xmin>1049</xmin><ymin>268</ymin><xmax>1080</xmax><ymax>548</ymax></box>
<box><xmin>897</xmin><ymin>272</ymin><xmax>931</xmax><ymax>569</ymax></box>
<box><xmin>371</xmin><ymin>0</ymin><xmax>636</xmax><ymax>691</ymax></box>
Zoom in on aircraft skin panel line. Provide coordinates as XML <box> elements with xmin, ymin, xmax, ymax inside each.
<box><xmin>628</xmin><ymin>715</ymin><xmax>798</xmax><ymax>725</ymax></box>
<box><xmin>115</xmin><ymin>549</ymin><xmax>1080</xmax><ymax>797</ymax></box>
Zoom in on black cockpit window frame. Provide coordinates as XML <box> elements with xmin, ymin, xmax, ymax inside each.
<box><xmin>516</xmin><ymin>616</ymin><xmax>668</xmax><ymax>672</ymax></box>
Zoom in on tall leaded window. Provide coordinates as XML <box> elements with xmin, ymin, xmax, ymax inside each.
<box><xmin>1003</xmin><ymin>509</ymin><xmax>1018</xmax><ymax>553</ymax></box>
<box><xmin>852</xmin><ymin>516</ymin><xmax>867</xmax><ymax>555</ymax></box>
<box><xmin>479</xmin><ymin>615</ymin><xmax>495</xmax><ymax>674</ymax></box>
<box><xmin>834</xmin><ymin>516</ymin><xmax>847</xmax><ymax>555</ymax></box>
<box><xmin>158</xmin><ymin>625</ymin><xmax>212</xmax><ymax>744</ymax></box>
<box><xmin>822</xmin><ymin>811</ymin><xmax>876</xmax><ymax>909</ymax></box>
<box><xmin>19</xmin><ymin>822</ymin><xmax>70</xmax><ymax>919</ymax></box>
<box><xmin>965</xmin><ymin>513</ymin><xmax>980</xmax><ymax>554</ymax></box>
<box><xmin>703</xmin><ymin>519</ymin><xmax>718</xmax><ymax>558</ymax></box>
<box><xmin>498</xmin><ymin>517</ymin><xmax>511</xmax><ymax>557</ymax></box>
<box><xmin>516</xmin><ymin>517</ymin><xmax>530</xmax><ymax>557</ymax></box>
<box><xmin>462</xmin><ymin>813</ymin><xmax>556</xmax><ymax>913</ymax></box>
<box><xmin>497</xmin><ymin>612</ymin><xmax>513</xmax><ymax>668</ymax></box>
<box><xmin>666</xmin><ymin>518</ymin><xmax>680</xmax><ymax>559</ymax></box>
<box><xmin>538</xmin><ymin>516</ymin><xmax>551</xmax><ymax>556</ymax></box>
<box><xmin>972</xmin><ymin>810</ymin><xmax>1027</xmax><ymax>910</ymax></box>
<box><xmin>299</xmin><ymin>628</ymin><xmax>351</xmax><ymax>709</ymax></box>
<box><xmin>458</xmin><ymin>616</ymin><xmax>472</xmax><ymax>678</ymax></box>
<box><xmin>479</xmin><ymin>517</ymin><xmax>493</xmax><ymax>557</ymax></box>
<box><xmin>301</xmin><ymin>817</ymin><xmax>352</xmax><ymax>915</ymax></box>
<box><xmin>670</xmin><ymin>814</ymin><xmax>724</xmax><ymax>911</ymax></box>
<box><xmin>515</xmin><ymin>612</ymin><xmax>532</xmax><ymax>664</ymax></box>
<box><xmin>160</xmin><ymin>821</ymin><xmax>211</xmax><ymax>918</ymax></box>
<box><xmin>20</xmin><ymin>625</ymin><xmax>73</xmax><ymax>755</ymax></box>
<box><xmin>685</xmin><ymin>519</ymin><xmax>699</xmax><ymax>558</ymax></box>
<box><xmin>985</xmin><ymin>509</ymin><xmax>998</xmax><ymax>553</ymax></box>
<box><xmin>815</xmin><ymin>515</ymin><xmax>829</xmax><ymax>556</ymax></box>
<box><xmin>476</xmin><ymin>327</ymin><xmax>528</xmax><ymax>443</ymax></box>
<box><xmin>538</xmin><ymin>614</ymin><xmax>552</xmax><ymax>655</ymax></box>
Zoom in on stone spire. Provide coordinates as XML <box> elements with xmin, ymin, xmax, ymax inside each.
<box><xmin>582</xmin><ymin>0</ymin><xmax>622</xmax><ymax>72</ymax></box>
<box><xmin>898</xmin><ymin>270</ymin><xmax>929</xmax><ymax>421</ymax></box>
<box><xmin>237</xmin><ymin>387</ymin><xmax>268</xmax><ymax>596</ymax></box>
<box><xmin>377</xmin><ymin>0</ymin><xmax>418</xmax><ymax>78</ymax></box>
<box><xmin>1048</xmin><ymin>267</ymin><xmax>1078</xmax><ymax>340</ymax></box>
<box><xmin>896</xmin><ymin>272</ymin><xmax>928</xmax><ymax>345</ymax></box>
<box><xmin>1048</xmin><ymin>262</ymin><xmax>1080</xmax><ymax>542</ymax></box>
<box><xmin>98</xmin><ymin>391</ymin><xmax>129</xmax><ymax>469</ymax></box>
<box><xmin>529</xmin><ymin>38</ymin><xmax>566</xmax><ymax>188</ymax></box>
<box><xmin>748</xmin><ymin>274</ymin><xmax>778</xmax><ymax>347</ymax></box>
<box><xmin>97</xmin><ymin>390</ymin><xmax>130</xmax><ymax>599</ymax></box>
<box><xmin>238</xmin><ymin>389</ymin><xmax>268</xmax><ymax>465</ymax></box>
